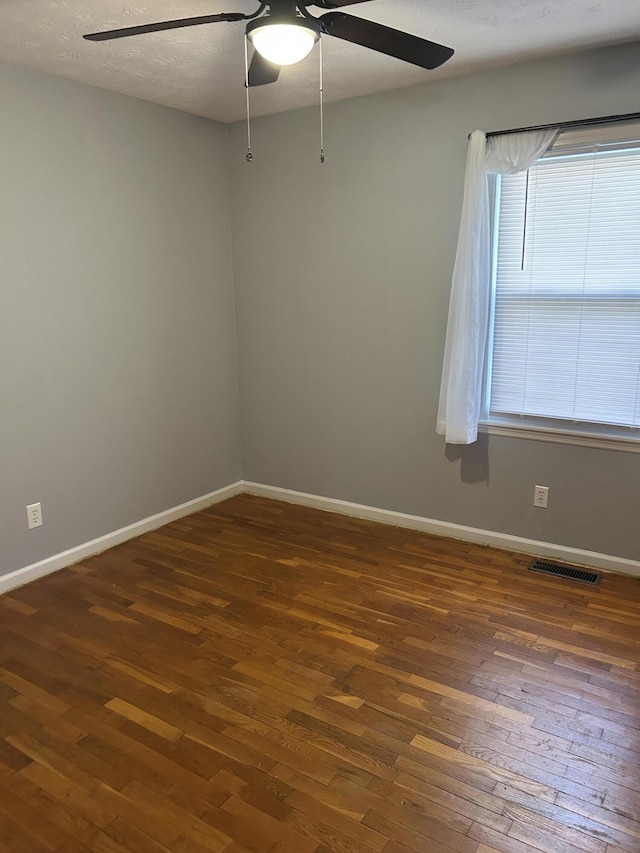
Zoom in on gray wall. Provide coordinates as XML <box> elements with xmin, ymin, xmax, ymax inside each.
<box><xmin>1</xmin><ymin>64</ymin><xmax>240</xmax><ymax>576</ymax></box>
<box><xmin>4</xmin><ymin>43</ymin><xmax>639</xmax><ymax>578</ymax></box>
<box><xmin>230</xmin><ymin>41</ymin><xmax>640</xmax><ymax>562</ymax></box>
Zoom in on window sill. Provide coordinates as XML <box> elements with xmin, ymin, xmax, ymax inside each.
<box><xmin>479</xmin><ymin>420</ymin><xmax>640</xmax><ymax>453</ymax></box>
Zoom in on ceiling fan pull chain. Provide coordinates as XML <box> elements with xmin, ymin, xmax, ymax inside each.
<box><xmin>244</xmin><ymin>35</ymin><xmax>253</xmax><ymax>162</ymax></box>
<box><xmin>319</xmin><ymin>37</ymin><xmax>325</xmax><ymax>164</ymax></box>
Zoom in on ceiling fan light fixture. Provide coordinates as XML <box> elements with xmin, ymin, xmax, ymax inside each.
<box><xmin>246</xmin><ymin>18</ymin><xmax>320</xmax><ymax>66</ymax></box>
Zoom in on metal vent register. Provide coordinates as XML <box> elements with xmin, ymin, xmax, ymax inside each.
<box><xmin>529</xmin><ymin>559</ymin><xmax>602</xmax><ymax>585</ymax></box>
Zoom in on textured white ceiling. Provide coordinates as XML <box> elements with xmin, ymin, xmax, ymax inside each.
<box><xmin>1</xmin><ymin>0</ymin><xmax>639</xmax><ymax>123</ymax></box>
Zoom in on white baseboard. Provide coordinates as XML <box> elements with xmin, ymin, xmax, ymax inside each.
<box><xmin>0</xmin><ymin>481</ymin><xmax>244</xmax><ymax>596</ymax></box>
<box><xmin>3</xmin><ymin>477</ymin><xmax>638</xmax><ymax>597</ymax></box>
<box><xmin>242</xmin><ymin>481</ymin><xmax>640</xmax><ymax>579</ymax></box>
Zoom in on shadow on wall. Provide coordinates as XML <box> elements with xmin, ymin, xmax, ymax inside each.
<box><xmin>578</xmin><ymin>40</ymin><xmax>640</xmax><ymax>88</ymax></box>
<box><xmin>445</xmin><ymin>433</ymin><xmax>489</xmax><ymax>485</ymax></box>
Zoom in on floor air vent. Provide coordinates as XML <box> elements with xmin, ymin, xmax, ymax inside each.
<box><xmin>529</xmin><ymin>559</ymin><xmax>602</xmax><ymax>585</ymax></box>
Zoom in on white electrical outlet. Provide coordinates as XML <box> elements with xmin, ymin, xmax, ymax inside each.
<box><xmin>533</xmin><ymin>485</ymin><xmax>549</xmax><ymax>509</ymax></box>
<box><xmin>26</xmin><ymin>502</ymin><xmax>43</xmax><ymax>529</ymax></box>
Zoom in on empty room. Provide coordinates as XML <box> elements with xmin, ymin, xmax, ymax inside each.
<box><xmin>1</xmin><ymin>1</ymin><xmax>639</xmax><ymax>851</ymax></box>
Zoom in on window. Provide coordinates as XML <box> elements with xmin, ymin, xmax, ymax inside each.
<box><xmin>485</xmin><ymin>123</ymin><xmax>640</xmax><ymax>446</ymax></box>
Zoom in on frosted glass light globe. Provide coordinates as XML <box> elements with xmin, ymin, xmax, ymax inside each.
<box><xmin>249</xmin><ymin>22</ymin><xmax>319</xmax><ymax>66</ymax></box>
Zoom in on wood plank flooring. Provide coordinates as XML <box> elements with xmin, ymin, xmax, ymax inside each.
<box><xmin>0</xmin><ymin>493</ymin><xmax>639</xmax><ymax>853</ymax></box>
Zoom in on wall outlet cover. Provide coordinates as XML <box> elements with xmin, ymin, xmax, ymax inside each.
<box><xmin>26</xmin><ymin>502</ymin><xmax>43</xmax><ymax>529</ymax></box>
<box><xmin>534</xmin><ymin>485</ymin><xmax>549</xmax><ymax>509</ymax></box>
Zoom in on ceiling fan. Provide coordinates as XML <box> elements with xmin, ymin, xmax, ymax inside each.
<box><xmin>84</xmin><ymin>0</ymin><xmax>454</xmax><ymax>88</ymax></box>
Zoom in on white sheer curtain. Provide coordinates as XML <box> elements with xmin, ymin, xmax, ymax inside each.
<box><xmin>436</xmin><ymin>128</ymin><xmax>557</xmax><ymax>444</ymax></box>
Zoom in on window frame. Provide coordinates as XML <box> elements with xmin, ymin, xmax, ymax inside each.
<box><xmin>480</xmin><ymin>144</ymin><xmax>640</xmax><ymax>453</ymax></box>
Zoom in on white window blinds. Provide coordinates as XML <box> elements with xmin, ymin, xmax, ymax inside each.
<box><xmin>489</xmin><ymin>124</ymin><xmax>640</xmax><ymax>431</ymax></box>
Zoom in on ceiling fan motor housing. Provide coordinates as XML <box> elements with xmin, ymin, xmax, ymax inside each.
<box><xmin>268</xmin><ymin>0</ymin><xmax>304</xmax><ymax>21</ymax></box>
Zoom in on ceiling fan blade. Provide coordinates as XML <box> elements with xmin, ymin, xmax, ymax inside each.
<box><xmin>248</xmin><ymin>52</ymin><xmax>281</xmax><ymax>87</ymax></box>
<box><xmin>311</xmin><ymin>0</ymin><xmax>372</xmax><ymax>7</ymax></box>
<box><xmin>84</xmin><ymin>12</ymin><xmax>245</xmax><ymax>42</ymax></box>
<box><xmin>319</xmin><ymin>11</ymin><xmax>454</xmax><ymax>70</ymax></box>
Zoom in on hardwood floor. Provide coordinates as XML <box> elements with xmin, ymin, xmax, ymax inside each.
<box><xmin>0</xmin><ymin>493</ymin><xmax>639</xmax><ymax>853</ymax></box>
